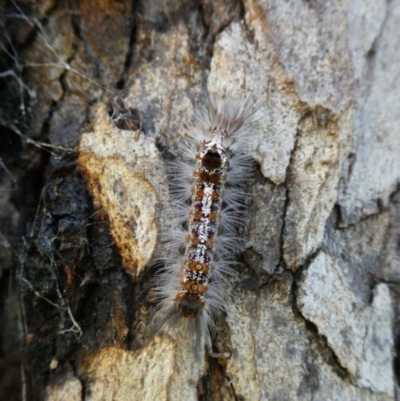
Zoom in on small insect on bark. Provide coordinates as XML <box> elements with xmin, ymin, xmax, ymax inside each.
<box><xmin>152</xmin><ymin>93</ymin><xmax>261</xmax><ymax>352</ymax></box>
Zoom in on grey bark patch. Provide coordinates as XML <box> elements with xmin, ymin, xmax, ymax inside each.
<box><xmin>297</xmin><ymin>252</ymin><xmax>395</xmax><ymax>396</ymax></box>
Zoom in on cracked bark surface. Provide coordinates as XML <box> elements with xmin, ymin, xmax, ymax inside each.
<box><xmin>0</xmin><ymin>0</ymin><xmax>399</xmax><ymax>400</ymax></box>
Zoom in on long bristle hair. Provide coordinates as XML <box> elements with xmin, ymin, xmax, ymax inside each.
<box><xmin>151</xmin><ymin>93</ymin><xmax>261</xmax><ymax>353</ymax></box>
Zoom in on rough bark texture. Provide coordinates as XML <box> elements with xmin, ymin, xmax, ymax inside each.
<box><xmin>0</xmin><ymin>0</ymin><xmax>399</xmax><ymax>400</ymax></box>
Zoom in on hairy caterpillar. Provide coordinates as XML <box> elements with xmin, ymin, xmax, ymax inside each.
<box><xmin>152</xmin><ymin>94</ymin><xmax>261</xmax><ymax>351</ymax></box>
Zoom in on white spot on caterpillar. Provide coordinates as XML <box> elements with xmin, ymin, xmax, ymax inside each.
<box><xmin>152</xmin><ymin>94</ymin><xmax>261</xmax><ymax>352</ymax></box>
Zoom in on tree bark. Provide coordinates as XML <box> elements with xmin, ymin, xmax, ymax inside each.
<box><xmin>1</xmin><ymin>0</ymin><xmax>399</xmax><ymax>400</ymax></box>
